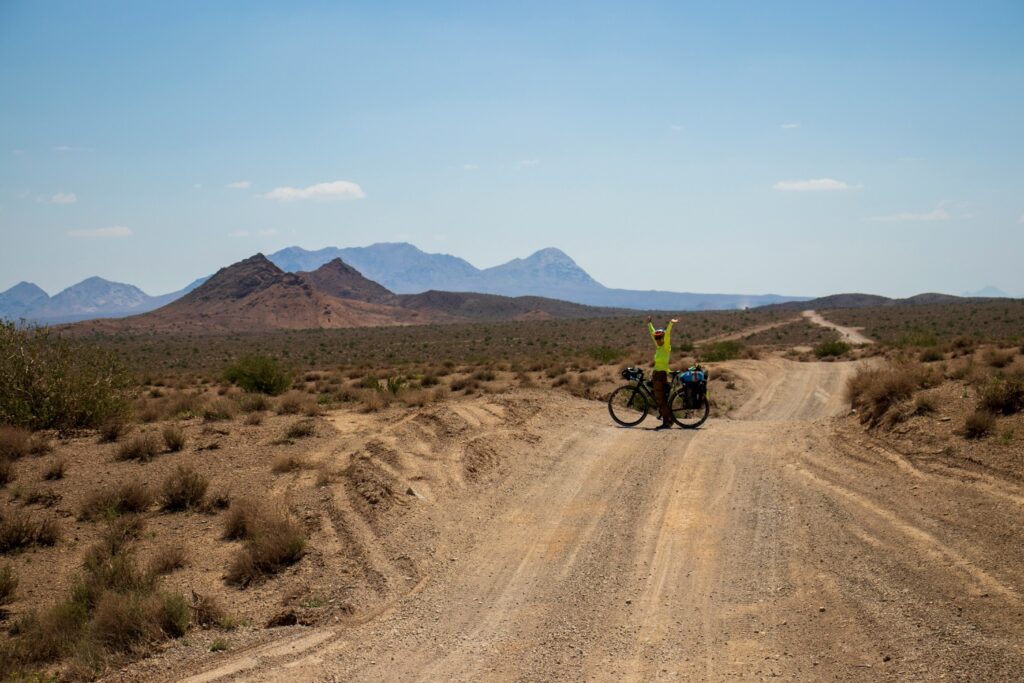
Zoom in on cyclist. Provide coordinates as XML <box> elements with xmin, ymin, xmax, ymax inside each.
<box><xmin>647</xmin><ymin>315</ymin><xmax>680</xmax><ymax>430</ymax></box>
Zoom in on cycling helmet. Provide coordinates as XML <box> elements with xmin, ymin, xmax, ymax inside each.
<box><xmin>653</xmin><ymin>328</ymin><xmax>666</xmax><ymax>339</ymax></box>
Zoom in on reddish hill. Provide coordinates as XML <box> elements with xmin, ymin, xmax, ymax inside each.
<box><xmin>298</xmin><ymin>258</ymin><xmax>394</xmax><ymax>304</ymax></box>
<box><xmin>78</xmin><ymin>255</ymin><xmax>441</xmax><ymax>332</ymax></box>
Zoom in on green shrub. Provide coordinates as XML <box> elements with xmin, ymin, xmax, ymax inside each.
<box><xmin>919</xmin><ymin>348</ymin><xmax>945</xmax><ymax>363</ymax></box>
<box><xmin>896</xmin><ymin>331</ymin><xmax>938</xmax><ymax>348</ymax></box>
<box><xmin>223</xmin><ymin>355</ymin><xmax>291</xmax><ymax>395</ymax></box>
<box><xmin>814</xmin><ymin>340</ymin><xmax>851</xmax><ymax>358</ymax></box>
<box><xmin>0</xmin><ymin>322</ymin><xmax>133</xmax><ymax>432</ymax></box>
<box><xmin>699</xmin><ymin>340</ymin><xmax>743</xmax><ymax>363</ymax></box>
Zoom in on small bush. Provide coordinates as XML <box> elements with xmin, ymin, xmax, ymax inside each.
<box><xmin>149</xmin><ymin>545</ymin><xmax>187</xmax><ymax>575</ymax></box>
<box><xmin>587</xmin><ymin>346</ymin><xmax>623</xmax><ymax>364</ymax></box>
<box><xmin>913</xmin><ymin>395</ymin><xmax>937</xmax><ymax>415</ymax></box>
<box><xmin>156</xmin><ymin>592</ymin><xmax>191</xmax><ymax>638</ymax></box>
<box><xmin>244</xmin><ymin>412</ymin><xmax>264</xmax><ymax>426</ymax></box>
<box><xmin>814</xmin><ymin>340</ymin><xmax>851</xmax><ymax>358</ymax></box>
<box><xmin>385</xmin><ymin>376</ymin><xmax>408</xmax><ymax>394</ymax></box>
<box><xmin>90</xmin><ymin>591</ymin><xmax>158</xmax><ymax>653</ymax></box>
<box><xmin>0</xmin><ymin>563</ymin><xmax>17</xmax><ymax>605</ymax></box>
<box><xmin>116</xmin><ymin>433</ymin><xmax>161</xmax><ymax>462</ymax></box>
<box><xmin>191</xmin><ymin>591</ymin><xmax>228</xmax><ymax>628</ymax></box>
<box><xmin>963</xmin><ymin>410</ymin><xmax>995</xmax><ymax>439</ymax></box>
<box><xmin>98</xmin><ymin>419</ymin><xmax>128</xmax><ymax>443</ymax></box>
<box><xmin>847</xmin><ymin>362</ymin><xmax>933</xmax><ymax>427</ymax></box>
<box><xmin>0</xmin><ymin>510</ymin><xmax>59</xmax><ymax>553</ymax></box>
<box><xmin>700</xmin><ymin>340</ymin><xmax>743</xmax><ymax>362</ymax></box>
<box><xmin>238</xmin><ymin>393</ymin><xmax>271</xmax><ymax>413</ymax></box>
<box><xmin>897</xmin><ymin>331</ymin><xmax>938</xmax><ymax>348</ymax></box>
<box><xmin>160</xmin><ymin>466</ymin><xmax>208</xmax><ymax>512</ymax></box>
<box><xmin>224</xmin><ymin>355</ymin><xmax>292</xmax><ymax>396</ymax></box>
<box><xmin>978</xmin><ymin>375</ymin><xmax>1024</xmax><ymax>416</ymax></box>
<box><xmin>359</xmin><ymin>390</ymin><xmax>388</xmax><ymax>412</ymax></box>
<box><xmin>982</xmin><ymin>348</ymin><xmax>1014</xmax><ymax>369</ymax></box>
<box><xmin>80</xmin><ymin>480</ymin><xmax>154</xmax><ymax>520</ymax></box>
<box><xmin>919</xmin><ymin>348</ymin><xmax>945</xmax><ymax>363</ymax></box>
<box><xmin>202</xmin><ymin>398</ymin><xmax>237</xmax><ymax>422</ymax></box>
<box><xmin>162</xmin><ymin>426</ymin><xmax>186</xmax><ymax>452</ymax></box>
<box><xmin>284</xmin><ymin>420</ymin><xmax>315</xmax><ymax>440</ymax></box>
<box><xmin>222</xmin><ymin>500</ymin><xmax>257</xmax><ymax>540</ymax></box>
<box><xmin>225</xmin><ymin>505</ymin><xmax>306</xmax><ymax>587</ymax></box>
<box><xmin>0</xmin><ymin>426</ymin><xmax>31</xmax><ymax>460</ymax></box>
<box><xmin>0</xmin><ymin>322</ymin><xmax>133</xmax><ymax>431</ymax></box>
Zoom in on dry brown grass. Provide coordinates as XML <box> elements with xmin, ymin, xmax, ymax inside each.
<box><xmin>271</xmin><ymin>454</ymin><xmax>309</xmax><ymax>473</ymax></box>
<box><xmin>162</xmin><ymin>425</ymin><xmax>186</xmax><ymax>452</ymax></box>
<box><xmin>41</xmin><ymin>458</ymin><xmax>66</xmax><ymax>481</ymax></box>
<box><xmin>98</xmin><ymin>419</ymin><xmax>129</xmax><ymax>443</ymax></box>
<box><xmin>116</xmin><ymin>433</ymin><xmax>161</xmax><ymax>462</ymax></box>
<box><xmin>847</xmin><ymin>362</ymin><xmax>935</xmax><ymax>427</ymax></box>
<box><xmin>148</xmin><ymin>545</ymin><xmax>187</xmax><ymax>576</ymax></box>
<box><xmin>160</xmin><ymin>466</ymin><xmax>209</xmax><ymax>512</ymax></box>
<box><xmin>80</xmin><ymin>480</ymin><xmax>154</xmax><ymax>520</ymax></box>
<box><xmin>0</xmin><ymin>459</ymin><xmax>13</xmax><ymax>488</ymax></box>
<box><xmin>0</xmin><ymin>509</ymin><xmax>59</xmax><ymax>554</ymax></box>
<box><xmin>223</xmin><ymin>499</ymin><xmax>306</xmax><ymax>587</ymax></box>
<box><xmin>284</xmin><ymin>420</ymin><xmax>315</xmax><ymax>440</ymax></box>
<box><xmin>978</xmin><ymin>374</ymin><xmax>1024</xmax><ymax>416</ymax></box>
<box><xmin>963</xmin><ymin>410</ymin><xmax>996</xmax><ymax>439</ymax></box>
<box><xmin>0</xmin><ymin>563</ymin><xmax>16</xmax><ymax>606</ymax></box>
<box><xmin>0</xmin><ymin>426</ymin><xmax>31</xmax><ymax>461</ymax></box>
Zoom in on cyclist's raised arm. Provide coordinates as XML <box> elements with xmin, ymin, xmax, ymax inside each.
<box><xmin>666</xmin><ymin>317</ymin><xmax>678</xmax><ymax>345</ymax></box>
<box><xmin>646</xmin><ymin>315</ymin><xmax>656</xmax><ymax>340</ymax></box>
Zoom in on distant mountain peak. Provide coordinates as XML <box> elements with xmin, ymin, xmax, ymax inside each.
<box><xmin>184</xmin><ymin>252</ymin><xmax>287</xmax><ymax>303</ymax></box>
<box><xmin>299</xmin><ymin>258</ymin><xmax>393</xmax><ymax>303</ymax></box>
<box><xmin>963</xmin><ymin>285</ymin><xmax>1009</xmax><ymax>298</ymax></box>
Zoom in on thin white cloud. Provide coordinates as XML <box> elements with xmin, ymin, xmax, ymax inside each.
<box><xmin>262</xmin><ymin>180</ymin><xmax>365</xmax><ymax>202</ymax></box>
<box><xmin>516</xmin><ymin>159</ymin><xmax>540</xmax><ymax>169</ymax></box>
<box><xmin>227</xmin><ymin>180</ymin><xmax>251</xmax><ymax>189</ymax></box>
<box><xmin>463</xmin><ymin>164</ymin><xmax>480</xmax><ymax>171</ymax></box>
<box><xmin>67</xmin><ymin>225</ymin><xmax>132</xmax><ymax>239</ymax></box>
<box><xmin>869</xmin><ymin>206</ymin><xmax>952</xmax><ymax>223</ymax></box>
<box><xmin>50</xmin><ymin>192</ymin><xmax>77</xmax><ymax>204</ymax></box>
<box><xmin>780</xmin><ymin>123</ymin><xmax>801</xmax><ymax>129</ymax></box>
<box><xmin>773</xmin><ymin>178</ymin><xmax>859</xmax><ymax>192</ymax></box>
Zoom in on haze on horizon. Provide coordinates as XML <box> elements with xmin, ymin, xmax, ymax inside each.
<box><xmin>1</xmin><ymin>1</ymin><xmax>1022</xmax><ymax>299</ymax></box>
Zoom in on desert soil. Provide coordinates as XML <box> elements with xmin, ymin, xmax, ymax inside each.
<box><xmin>803</xmin><ymin>309</ymin><xmax>874</xmax><ymax>344</ymax></box>
<box><xmin>132</xmin><ymin>357</ymin><xmax>1021</xmax><ymax>682</ymax></box>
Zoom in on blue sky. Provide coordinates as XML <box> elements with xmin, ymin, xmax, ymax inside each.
<box><xmin>2</xmin><ymin>1</ymin><xmax>1022</xmax><ymax>298</ymax></box>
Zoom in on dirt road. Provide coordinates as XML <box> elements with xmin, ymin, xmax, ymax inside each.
<box><xmin>179</xmin><ymin>359</ymin><xmax>1023</xmax><ymax>682</ymax></box>
<box><xmin>803</xmin><ymin>309</ymin><xmax>874</xmax><ymax>344</ymax></box>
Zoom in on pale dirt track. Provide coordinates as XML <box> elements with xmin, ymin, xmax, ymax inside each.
<box><xmin>803</xmin><ymin>310</ymin><xmax>874</xmax><ymax>344</ymax></box>
<box><xmin>179</xmin><ymin>359</ymin><xmax>1023</xmax><ymax>682</ymax></box>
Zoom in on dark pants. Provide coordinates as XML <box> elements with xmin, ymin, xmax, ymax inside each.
<box><xmin>652</xmin><ymin>370</ymin><xmax>672</xmax><ymax>425</ymax></box>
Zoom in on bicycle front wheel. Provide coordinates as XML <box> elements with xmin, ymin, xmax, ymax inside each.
<box><xmin>608</xmin><ymin>385</ymin><xmax>649</xmax><ymax>427</ymax></box>
<box><xmin>670</xmin><ymin>389</ymin><xmax>709</xmax><ymax>429</ymax></box>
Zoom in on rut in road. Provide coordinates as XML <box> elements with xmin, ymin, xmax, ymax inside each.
<box><xmin>181</xmin><ymin>359</ymin><xmax>1024</xmax><ymax>683</ymax></box>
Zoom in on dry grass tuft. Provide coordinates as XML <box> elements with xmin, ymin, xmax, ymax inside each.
<box><xmin>978</xmin><ymin>375</ymin><xmax>1024</xmax><ymax>416</ymax></box>
<box><xmin>162</xmin><ymin>425</ymin><xmax>186</xmax><ymax>452</ymax></box>
<box><xmin>42</xmin><ymin>458</ymin><xmax>66</xmax><ymax>481</ymax></box>
<box><xmin>0</xmin><ymin>563</ymin><xmax>17</xmax><ymax>605</ymax></box>
<box><xmin>847</xmin><ymin>362</ymin><xmax>934</xmax><ymax>427</ymax></box>
<box><xmin>284</xmin><ymin>420</ymin><xmax>315</xmax><ymax>440</ymax></box>
<box><xmin>98</xmin><ymin>419</ymin><xmax>128</xmax><ymax>443</ymax></box>
<box><xmin>0</xmin><ymin>459</ymin><xmax>13</xmax><ymax>488</ymax></box>
<box><xmin>80</xmin><ymin>480</ymin><xmax>154</xmax><ymax>520</ymax></box>
<box><xmin>272</xmin><ymin>454</ymin><xmax>309</xmax><ymax>473</ymax></box>
<box><xmin>0</xmin><ymin>425</ymin><xmax>31</xmax><ymax>460</ymax></box>
<box><xmin>149</xmin><ymin>545</ymin><xmax>187</xmax><ymax>576</ymax></box>
<box><xmin>202</xmin><ymin>398</ymin><xmax>237</xmax><ymax>422</ymax></box>
<box><xmin>116</xmin><ymin>433</ymin><xmax>161</xmax><ymax>462</ymax></box>
<box><xmin>160</xmin><ymin>466</ymin><xmax>208</xmax><ymax>512</ymax></box>
<box><xmin>962</xmin><ymin>410</ymin><xmax>995</xmax><ymax>439</ymax></box>
<box><xmin>223</xmin><ymin>499</ymin><xmax>306</xmax><ymax>587</ymax></box>
<box><xmin>0</xmin><ymin>509</ymin><xmax>59</xmax><ymax>553</ymax></box>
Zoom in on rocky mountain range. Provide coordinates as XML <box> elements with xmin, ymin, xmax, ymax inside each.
<box><xmin>0</xmin><ymin>276</ymin><xmax>206</xmax><ymax>324</ymax></box>
<box><xmin>267</xmin><ymin>243</ymin><xmax>806</xmax><ymax>310</ymax></box>
<box><xmin>71</xmin><ymin>254</ymin><xmax>620</xmax><ymax>332</ymax></box>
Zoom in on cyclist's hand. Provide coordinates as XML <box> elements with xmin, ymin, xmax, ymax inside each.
<box><xmin>646</xmin><ymin>315</ymin><xmax>652</xmax><ymax>323</ymax></box>
<box><xmin>670</xmin><ymin>318</ymin><xmax>679</xmax><ymax>324</ymax></box>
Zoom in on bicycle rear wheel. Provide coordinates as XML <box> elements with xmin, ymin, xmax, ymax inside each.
<box><xmin>608</xmin><ymin>385</ymin><xmax>649</xmax><ymax>427</ymax></box>
<box><xmin>670</xmin><ymin>389</ymin><xmax>709</xmax><ymax>429</ymax></box>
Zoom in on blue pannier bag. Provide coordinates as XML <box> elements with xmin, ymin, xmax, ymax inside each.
<box><xmin>681</xmin><ymin>369</ymin><xmax>705</xmax><ymax>383</ymax></box>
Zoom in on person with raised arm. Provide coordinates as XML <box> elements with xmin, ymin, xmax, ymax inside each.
<box><xmin>647</xmin><ymin>315</ymin><xmax>680</xmax><ymax>430</ymax></box>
